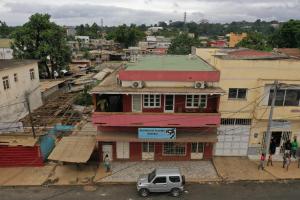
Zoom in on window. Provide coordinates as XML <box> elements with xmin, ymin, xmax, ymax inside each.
<box><xmin>169</xmin><ymin>176</ymin><xmax>180</xmax><ymax>183</ymax></box>
<box><xmin>228</xmin><ymin>88</ymin><xmax>247</xmax><ymax>99</ymax></box>
<box><xmin>153</xmin><ymin>177</ymin><xmax>166</xmax><ymax>184</ymax></box>
<box><xmin>268</xmin><ymin>89</ymin><xmax>300</xmax><ymax>106</ymax></box>
<box><xmin>29</xmin><ymin>69</ymin><xmax>35</xmax><ymax>80</ymax></box>
<box><xmin>14</xmin><ymin>73</ymin><xmax>18</xmax><ymax>82</ymax></box>
<box><xmin>163</xmin><ymin>143</ymin><xmax>186</xmax><ymax>156</ymax></box>
<box><xmin>221</xmin><ymin>118</ymin><xmax>252</xmax><ymax>125</ymax></box>
<box><xmin>191</xmin><ymin>143</ymin><xmax>204</xmax><ymax>153</ymax></box>
<box><xmin>143</xmin><ymin>94</ymin><xmax>161</xmax><ymax>108</ymax></box>
<box><xmin>185</xmin><ymin>95</ymin><xmax>207</xmax><ymax>108</ymax></box>
<box><xmin>2</xmin><ymin>76</ymin><xmax>10</xmax><ymax>90</ymax></box>
<box><xmin>142</xmin><ymin>142</ymin><xmax>154</xmax><ymax>153</ymax></box>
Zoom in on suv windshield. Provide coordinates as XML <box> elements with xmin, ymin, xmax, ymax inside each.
<box><xmin>148</xmin><ymin>170</ymin><xmax>156</xmax><ymax>182</ymax></box>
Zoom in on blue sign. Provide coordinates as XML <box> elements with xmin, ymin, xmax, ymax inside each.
<box><xmin>138</xmin><ymin>128</ymin><xmax>176</xmax><ymax>139</ymax></box>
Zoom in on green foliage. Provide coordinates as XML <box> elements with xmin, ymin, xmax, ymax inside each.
<box><xmin>74</xmin><ymin>86</ymin><xmax>93</xmax><ymax>106</ymax></box>
<box><xmin>168</xmin><ymin>33</ymin><xmax>201</xmax><ymax>55</ymax></box>
<box><xmin>75</xmin><ymin>23</ymin><xmax>102</xmax><ymax>39</ymax></box>
<box><xmin>269</xmin><ymin>20</ymin><xmax>300</xmax><ymax>48</ymax></box>
<box><xmin>83</xmin><ymin>50</ymin><xmax>91</xmax><ymax>59</ymax></box>
<box><xmin>0</xmin><ymin>21</ymin><xmax>10</xmax><ymax>38</ymax></box>
<box><xmin>11</xmin><ymin>13</ymin><xmax>71</xmax><ymax>78</ymax></box>
<box><xmin>237</xmin><ymin>32</ymin><xmax>272</xmax><ymax>51</ymax></box>
<box><xmin>106</xmin><ymin>24</ymin><xmax>145</xmax><ymax>48</ymax></box>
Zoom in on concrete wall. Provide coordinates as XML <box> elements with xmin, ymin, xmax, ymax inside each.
<box><xmin>0</xmin><ymin>62</ymin><xmax>42</xmax><ymax>124</ymax></box>
<box><xmin>0</xmin><ymin>48</ymin><xmax>13</xmax><ymax>59</ymax></box>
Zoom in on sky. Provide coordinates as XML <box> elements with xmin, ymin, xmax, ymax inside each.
<box><xmin>0</xmin><ymin>0</ymin><xmax>300</xmax><ymax>26</ymax></box>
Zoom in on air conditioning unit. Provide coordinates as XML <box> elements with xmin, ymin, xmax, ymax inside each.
<box><xmin>194</xmin><ymin>81</ymin><xmax>206</xmax><ymax>89</ymax></box>
<box><xmin>131</xmin><ymin>81</ymin><xmax>144</xmax><ymax>88</ymax></box>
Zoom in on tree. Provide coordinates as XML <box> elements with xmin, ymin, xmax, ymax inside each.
<box><xmin>106</xmin><ymin>24</ymin><xmax>145</xmax><ymax>48</ymax></box>
<box><xmin>0</xmin><ymin>21</ymin><xmax>10</xmax><ymax>38</ymax></box>
<box><xmin>269</xmin><ymin>20</ymin><xmax>300</xmax><ymax>48</ymax></box>
<box><xmin>11</xmin><ymin>13</ymin><xmax>71</xmax><ymax>78</ymax></box>
<box><xmin>237</xmin><ymin>32</ymin><xmax>272</xmax><ymax>51</ymax></box>
<box><xmin>168</xmin><ymin>33</ymin><xmax>201</xmax><ymax>54</ymax></box>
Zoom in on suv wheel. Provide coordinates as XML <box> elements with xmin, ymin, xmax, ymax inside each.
<box><xmin>171</xmin><ymin>188</ymin><xmax>181</xmax><ymax>197</ymax></box>
<box><xmin>139</xmin><ymin>188</ymin><xmax>149</xmax><ymax>197</ymax></box>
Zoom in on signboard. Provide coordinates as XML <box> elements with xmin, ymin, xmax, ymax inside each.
<box><xmin>138</xmin><ymin>128</ymin><xmax>176</xmax><ymax>139</ymax></box>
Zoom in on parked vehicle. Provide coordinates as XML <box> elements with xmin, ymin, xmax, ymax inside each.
<box><xmin>137</xmin><ymin>168</ymin><xmax>185</xmax><ymax>197</ymax></box>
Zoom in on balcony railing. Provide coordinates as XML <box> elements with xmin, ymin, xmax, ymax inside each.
<box><xmin>92</xmin><ymin>112</ymin><xmax>221</xmax><ymax>128</ymax></box>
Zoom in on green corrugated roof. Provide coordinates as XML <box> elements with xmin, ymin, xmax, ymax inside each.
<box><xmin>126</xmin><ymin>55</ymin><xmax>215</xmax><ymax>71</ymax></box>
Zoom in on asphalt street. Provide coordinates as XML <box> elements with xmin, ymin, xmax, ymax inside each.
<box><xmin>1</xmin><ymin>181</ymin><xmax>300</xmax><ymax>200</ymax></box>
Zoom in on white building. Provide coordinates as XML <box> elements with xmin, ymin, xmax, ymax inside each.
<box><xmin>0</xmin><ymin>39</ymin><xmax>13</xmax><ymax>59</ymax></box>
<box><xmin>75</xmin><ymin>36</ymin><xmax>90</xmax><ymax>44</ymax></box>
<box><xmin>0</xmin><ymin>60</ymin><xmax>43</xmax><ymax>132</ymax></box>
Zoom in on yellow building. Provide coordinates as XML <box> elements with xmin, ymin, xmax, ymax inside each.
<box><xmin>196</xmin><ymin>48</ymin><xmax>300</xmax><ymax>157</ymax></box>
<box><xmin>228</xmin><ymin>32</ymin><xmax>247</xmax><ymax>48</ymax></box>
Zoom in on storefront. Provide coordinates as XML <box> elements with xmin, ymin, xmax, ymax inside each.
<box><xmin>97</xmin><ymin>128</ymin><xmax>217</xmax><ymax>161</ymax></box>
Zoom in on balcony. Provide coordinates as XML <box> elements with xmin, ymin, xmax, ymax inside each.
<box><xmin>92</xmin><ymin>112</ymin><xmax>221</xmax><ymax>128</ymax></box>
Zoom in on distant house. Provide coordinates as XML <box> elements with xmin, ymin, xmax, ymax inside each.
<box><xmin>75</xmin><ymin>36</ymin><xmax>90</xmax><ymax>44</ymax></box>
<box><xmin>64</xmin><ymin>26</ymin><xmax>76</xmax><ymax>36</ymax></box>
<box><xmin>208</xmin><ymin>40</ymin><xmax>227</xmax><ymax>48</ymax></box>
<box><xmin>228</xmin><ymin>32</ymin><xmax>247</xmax><ymax>48</ymax></box>
<box><xmin>0</xmin><ymin>39</ymin><xmax>13</xmax><ymax>59</ymax></box>
<box><xmin>0</xmin><ymin>60</ymin><xmax>43</xmax><ymax>132</ymax></box>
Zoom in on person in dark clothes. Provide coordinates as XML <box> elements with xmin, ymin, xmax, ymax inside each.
<box><xmin>284</xmin><ymin>139</ymin><xmax>292</xmax><ymax>156</ymax></box>
<box><xmin>267</xmin><ymin>139</ymin><xmax>277</xmax><ymax>166</ymax></box>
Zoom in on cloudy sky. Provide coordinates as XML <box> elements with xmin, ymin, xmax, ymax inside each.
<box><xmin>0</xmin><ymin>0</ymin><xmax>300</xmax><ymax>26</ymax></box>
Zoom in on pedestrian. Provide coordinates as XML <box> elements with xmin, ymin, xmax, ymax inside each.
<box><xmin>104</xmin><ymin>154</ymin><xmax>111</xmax><ymax>172</ymax></box>
<box><xmin>267</xmin><ymin>139</ymin><xmax>276</xmax><ymax>166</ymax></box>
<box><xmin>258</xmin><ymin>153</ymin><xmax>266</xmax><ymax>170</ymax></box>
<box><xmin>284</xmin><ymin>139</ymin><xmax>292</xmax><ymax>156</ymax></box>
<box><xmin>291</xmin><ymin>137</ymin><xmax>298</xmax><ymax>159</ymax></box>
<box><xmin>284</xmin><ymin>153</ymin><xmax>291</xmax><ymax>171</ymax></box>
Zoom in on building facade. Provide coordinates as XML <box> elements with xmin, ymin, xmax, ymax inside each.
<box><xmin>0</xmin><ymin>39</ymin><xmax>13</xmax><ymax>59</ymax></box>
<box><xmin>0</xmin><ymin>60</ymin><xmax>43</xmax><ymax>132</ymax></box>
<box><xmin>196</xmin><ymin>48</ymin><xmax>300</xmax><ymax>157</ymax></box>
<box><xmin>91</xmin><ymin>55</ymin><xmax>224</xmax><ymax>161</ymax></box>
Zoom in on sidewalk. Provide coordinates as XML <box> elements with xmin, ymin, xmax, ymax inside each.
<box><xmin>213</xmin><ymin>157</ymin><xmax>276</xmax><ymax>181</ymax></box>
<box><xmin>1</xmin><ymin>158</ymin><xmax>300</xmax><ymax>186</ymax></box>
<box><xmin>94</xmin><ymin>161</ymin><xmax>220</xmax><ymax>184</ymax></box>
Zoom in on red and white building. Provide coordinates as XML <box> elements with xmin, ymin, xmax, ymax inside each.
<box><xmin>91</xmin><ymin>55</ymin><xmax>224</xmax><ymax>161</ymax></box>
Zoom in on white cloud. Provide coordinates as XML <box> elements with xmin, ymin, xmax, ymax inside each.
<box><xmin>0</xmin><ymin>0</ymin><xmax>300</xmax><ymax>25</ymax></box>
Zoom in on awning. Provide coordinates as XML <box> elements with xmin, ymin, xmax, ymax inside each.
<box><xmin>96</xmin><ymin>131</ymin><xmax>217</xmax><ymax>143</ymax></box>
<box><xmin>48</xmin><ymin>136</ymin><xmax>96</xmax><ymax>163</ymax></box>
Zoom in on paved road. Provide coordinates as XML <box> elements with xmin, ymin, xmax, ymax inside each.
<box><xmin>1</xmin><ymin>181</ymin><xmax>300</xmax><ymax>200</ymax></box>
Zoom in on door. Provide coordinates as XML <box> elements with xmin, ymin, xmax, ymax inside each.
<box><xmin>102</xmin><ymin>144</ymin><xmax>112</xmax><ymax>161</ymax></box>
<box><xmin>116</xmin><ymin>142</ymin><xmax>130</xmax><ymax>159</ymax></box>
<box><xmin>164</xmin><ymin>95</ymin><xmax>174</xmax><ymax>113</ymax></box>
<box><xmin>191</xmin><ymin>143</ymin><xmax>204</xmax><ymax>159</ymax></box>
<box><xmin>215</xmin><ymin>125</ymin><xmax>250</xmax><ymax>156</ymax></box>
<box><xmin>132</xmin><ymin>94</ymin><xmax>142</xmax><ymax>112</ymax></box>
<box><xmin>142</xmin><ymin>142</ymin><xmax>155</xmax><ymax>160</ymax></box>
<box><xmin>150</xmin><ymin>176</ymin><xmax>168</xmax><ymax>192</ymax></box>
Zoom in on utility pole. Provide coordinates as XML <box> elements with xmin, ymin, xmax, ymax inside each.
<box><xmin>265</xmin><ymin>80</ymin><xmax>279</xmax><ymax>155</ymax></box>
<box><xmin>25</xmin><ymin>92</ymin><xmax>36</xmax><ymax>138</ymax></box>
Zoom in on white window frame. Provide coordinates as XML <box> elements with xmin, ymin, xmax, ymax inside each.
<box><xmin>143</xmin><ymin>94</ymin><xmax>161</xmax><ymax>108</ymax></box>
<box><xmin>29</xmin><ymin>69</ymin><xmax>35</xmax><ymax>80</ymax></box>
<box><xmin>191</xmin><ymin>142</ymin><xmax>204</xmax><ymax>153</ymax></box>
<box><xmin>163</xmin><ymin>142</ymin><xmax>186</xmax><ymax>156</ymax></box>
<box><xmin>185</xmin><ymin>95</ymin><xmax>207</xmax><ymax>108</ymax></box>
<box><xmin>2</xmin><ymin>76</ymin><xmax>10</xmax><ymax>90</ymax></box>
<box><xmin>228</xmin><ymin>88</ymin><xmax>248</xmax><ymax>100</ymax></box>
<box><xmin>132</xmin><ymin>94</ymin><xmax>142</xmax><ymax>112</ymax></box>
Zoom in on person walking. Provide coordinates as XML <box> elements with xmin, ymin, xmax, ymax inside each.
<box><xmin>267</xmin><ymin>139</ymin><xmax>276</xmax><ymax>166</ymax></box>
<box><xmin>291</xmin><ymin>137</ymin><xmax>298</xmax><ymax>159</ymax></box>
<box><xmin>104</xmin><ymin>154</ymin><xmax>111</xmax><ymax>172</ymax></box>
<box><xmin>258</xmin><ymin>153</ymin><xmax>266</xmax><ymax>170</ymax></box>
